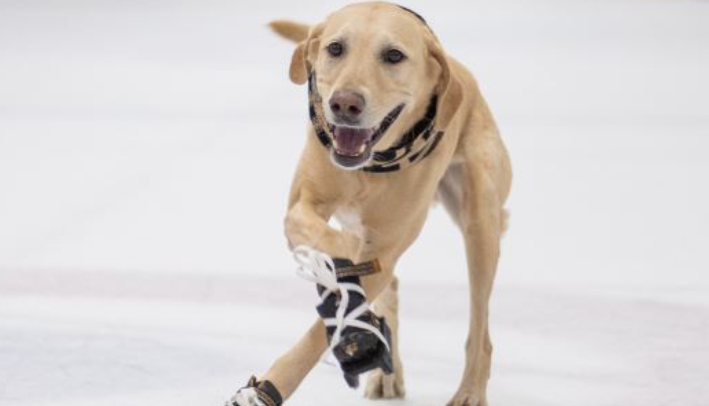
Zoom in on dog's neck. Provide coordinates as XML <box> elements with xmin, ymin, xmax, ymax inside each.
<box><xmin>307</xmin><ymin>73</ymin><xmax>445</xmax><ymax>174</ymax></box>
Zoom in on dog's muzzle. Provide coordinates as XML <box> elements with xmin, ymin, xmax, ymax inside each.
<box><xmin>330</xmin><ymin>104</ymin><xmax>405</xmax><ymax>168</ymax></box>
<box><xmin>308</xmin><ymin>72</ymin><xmax>445</xmax><ymax>173</ymax></box>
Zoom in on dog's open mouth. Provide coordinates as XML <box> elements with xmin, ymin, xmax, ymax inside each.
<box><xmin>330</xmin><ymin>104</ymin><xmax>405</xmax><ymax>168</ymax></box>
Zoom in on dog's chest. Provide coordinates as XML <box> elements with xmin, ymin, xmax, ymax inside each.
<box><xmin>332</xmin><ymin>206</ymin><xmax>366</xmax><ymax>239</ymax></box>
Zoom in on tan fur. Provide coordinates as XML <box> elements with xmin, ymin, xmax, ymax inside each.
<box><xmin>269</xmin><ymin>20</ymin><xmax>310</xmax><ymax>43</ymax></box>
<box><xmin>260</xmin><ymin>3</ymin><xmax>511</xmax><ymax>406</ymax></box>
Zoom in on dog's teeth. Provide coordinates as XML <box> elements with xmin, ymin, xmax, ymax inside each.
<box><xmin>358</xmin><ymin>144</ymin><xmax>366</xmax><ymax>154</ymax></box>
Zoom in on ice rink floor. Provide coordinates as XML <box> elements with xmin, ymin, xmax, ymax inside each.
<box><xmin>1</xmin><ymin>1</ymin><xmax>708</xmax><ymax>405</ymax></box>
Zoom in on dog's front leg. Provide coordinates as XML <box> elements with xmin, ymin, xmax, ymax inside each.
<box><xmin>259</xmin><ymin>269</ymin><xmax>396</xmax><ymax>403</ymax></box>
<box><xmin>232</xmin><ymin>196</ymin><xmax>395</xmax><ymax>405</ymax></box>
<box><xmin>365</xmin><ymin>276</ymin><xmax>405</xmax><ymax>399</ymax></box>
<box><xmin>284</xmin><ymin>200</ymin><xmax>360</xmax><ymax>259</ymax></box>
<box><xmin>260</xmin><ymin>318</ymin><xmax>328</xmax><ymax>398</ymax></box>
<box><xmin>447</xmin><ymin>170</ymin><xmax>504</xmax><ymax>406</ymax></box>
<box><xmin>257</xmin><ymin>198</ymin><xmax>362</xmax><ymax>399</ymax></box>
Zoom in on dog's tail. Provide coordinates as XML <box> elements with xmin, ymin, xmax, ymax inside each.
<box><xmin>269</xmin><ymin>20</ymin><xmax>310</xmax><ymax>43</ymax></box>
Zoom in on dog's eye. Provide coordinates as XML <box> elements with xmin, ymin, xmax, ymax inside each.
<box><xmin>327</xmin><ymin>42</ymin><xmax>344</xmax><ymax>57</ymax></box>
<box><xmin>383</xmin><ymin>49</ymin><xmax>406</xmax><ymax>64</ymax></box>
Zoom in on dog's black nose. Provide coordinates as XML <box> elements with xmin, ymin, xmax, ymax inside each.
<box><xmin>329</xmin><ymin>90</ymin><xmax>365</xmax><ymax>123</ymax></box>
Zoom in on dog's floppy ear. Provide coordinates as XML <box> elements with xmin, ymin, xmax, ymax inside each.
<box><xmin>288</xmin><ymin>24</ymin><xmax>324</xmax><ymax>85</ymax></box>
<box><xmin>426</xmin><ymin>33</ymin><xmax>463</xmax><ymax>130</ymax></box>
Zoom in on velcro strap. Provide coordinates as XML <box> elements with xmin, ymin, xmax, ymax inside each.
<box><xmin>335</xmin><ymin>259</ymin><xmax>381</xmax><ymax>278</ymax></box>
<box><xmin>246</xmin><ymin>376</ymin><xmax>282</xmax><ymax>406</ymax></box>
<box><xmin>254</xmin><ymin>388</ymin><xmax>279</xmax><ymax>406</ymax></box>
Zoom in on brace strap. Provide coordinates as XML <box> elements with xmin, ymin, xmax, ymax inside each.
<box><xmin>335</xmin><ymin>259</ymin><xmax>381</xmax><ymax>278</ymax></box>
<box><xmin>229</xmin><ymin>376</ymin><xmax>282</xmax><ymax>406</ymax></box>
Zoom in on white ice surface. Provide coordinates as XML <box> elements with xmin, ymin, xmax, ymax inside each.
<box><xmin>1</xmin><ymin>1</ymin><xmax>709</xmax><ymax>405</ymax></box>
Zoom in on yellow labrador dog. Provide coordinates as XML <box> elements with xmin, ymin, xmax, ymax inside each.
<box><xmin>228</xmin><ymin>3</ymin><xmax>511</xmax><ymax>406</ymax></box>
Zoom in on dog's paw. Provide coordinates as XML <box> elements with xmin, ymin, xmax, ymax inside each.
<box><xmin>364</xmin><ymin>368</ymin><xmax>405</xmax><ymax>399</ymax></box>
<box><xmin>445</xmin><ymin>391</ymin><xmax>486</xmax><ymax>406</ymax></box>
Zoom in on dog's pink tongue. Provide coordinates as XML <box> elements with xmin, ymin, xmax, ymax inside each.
<box><xmin>333</xmin><ymin>127</ymin><xmax>373</xmax><ymax>156</ymax></box>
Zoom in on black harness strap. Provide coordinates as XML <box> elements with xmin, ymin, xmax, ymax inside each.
<box><xmin>308</xmin><ymin>75</ymin><xmax>333</xmax><ymax>148</ymax></box>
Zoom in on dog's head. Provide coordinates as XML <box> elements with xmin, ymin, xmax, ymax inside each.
<box><xmin>272</xmin><ymin>2</ymin><xmax>462</xmax><ymax>170</ymax></box>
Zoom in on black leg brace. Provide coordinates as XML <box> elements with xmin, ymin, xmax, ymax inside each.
<box><xmin>316</xmin><ymin>258</ymin><xmax>393</xmax><ymax>388</ymax></box>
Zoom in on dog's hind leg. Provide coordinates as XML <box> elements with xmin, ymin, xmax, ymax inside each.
<box><xmin>364</xmin><ymin>276</ymin><xmax>405</xmax><ymax>399</ymax></box>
